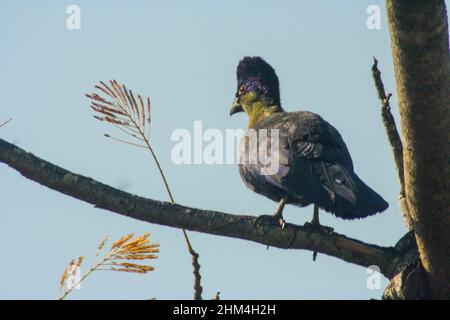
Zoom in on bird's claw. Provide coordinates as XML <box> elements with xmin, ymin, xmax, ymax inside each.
<box><xmin>279</xmin><ymin>217</ymin><xmax>286</xmax><ymax>229</ymax></box>
<box><xmin>303</xmin><ymin>222</ymin><xmax>334</xmax><ymax>234</ymax></box>
<box><xmin>254</xmin><ymin>215</ymin><xmax>286</xmax><ymax>229</ymax></box>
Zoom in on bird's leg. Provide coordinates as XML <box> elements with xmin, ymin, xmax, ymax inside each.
<box><xmin>304</xmin><ymin>205</ymin><xmax>333</xmax><ymax>261</ymax></box>
<box><xmin>304</xmin><ymin>205</ymin><xmax>334</xmax><ymax>234</ymax></box>
<box><xmin>272</xmin><ymin>196</ymin><xmax>287</xmax><ymax>229</ymax></box>
<box><xmin>311</xmin><ymin>204</ymin><xmax>320</xmax><ymax>226</ymax></box>
<box><xmin>254</xmin><ymin>196</ymin><xmax>288</xmax><ymax>229</ymax></box>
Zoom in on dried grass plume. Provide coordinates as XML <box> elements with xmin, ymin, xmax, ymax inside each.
<box><xmin>59</xmin><ymin>233</ymin><xmax>159</xmax><ymax>300</ymax></box>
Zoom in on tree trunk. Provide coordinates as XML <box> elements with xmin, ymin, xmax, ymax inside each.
<box><xmin>386</xmin><ymin>0</ymin><xmax>450</xmax><ymax>299</ymax></box>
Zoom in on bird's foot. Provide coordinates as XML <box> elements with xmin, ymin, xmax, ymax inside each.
<box><xmin>254</xmin><ymin>214</ymin><xmax>286</xmax><ymax>229</ymax></box>
<box><xmin>303</xmin><ymin>221</ymin><xmax>334</xmax><ymax>234</ymax></box>
<box><xmin>277</xmin><ymin>215</ymin><xmax>286</xmax><ymax>229</ymax></box>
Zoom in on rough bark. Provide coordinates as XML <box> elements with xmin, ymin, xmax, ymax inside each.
<box><xmin>386</xmin><ymin>0</ymin><xmax>450</xmax><ymax>299</ymax></box>
<box><xmin>0</xmin><ymin>137</ymin><xmax>405</xmax><ymax>278</ymax></box>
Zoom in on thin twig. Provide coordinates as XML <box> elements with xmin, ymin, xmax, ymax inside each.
<box><xmin>103</xmin><ymin>134</ymin><xmax>147</xmax><ymax>149</ymax></box>
<box><xmin>191</xmin><ymin>250</ymin><xmax>203</xmax><ymax>300</ymax></box>
<box><xmin>135</xmin><ymin>111</ymin><xmax>203</xmax><ymax>300</ymax></box>
<box><xmin>372</xmin><ymin>57</ymin><xmax>412</xmax><ymax>230</ymax></box>
<box><xmin>0</xmin><ymin>118</ymin><xmax>12</xmax><ymax>128</ymax></box>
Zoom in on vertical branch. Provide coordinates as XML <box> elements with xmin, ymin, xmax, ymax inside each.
<box><xmin>386</xmin><ymin>0</ymin><xmax>450</xmax><ymax>299</ymax></box>
<box><xmin>191</xmin><ymin>250</ymin><xmax>203</xmax><ymax>300</ymax></box>
<box><xmin>371</xmin><ymin>58</ymin><xmax>412</xmax><ymax>230</ymax></box>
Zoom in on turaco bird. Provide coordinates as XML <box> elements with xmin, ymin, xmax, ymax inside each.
<box><xmin>230</xmin><ymin>56</ymin><xmax>388</xmax><ymax>230</ymax></box>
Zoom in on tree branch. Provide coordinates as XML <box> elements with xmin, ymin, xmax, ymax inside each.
<box><xmin>191</xmin><ymin>250</ymin><xmax>203</xmax><ymax>300</ymax></box>
<box><xmin>386</xmin><ymin>0</ymin><xmax>450</xmax><ymax>298</ymax></box>
<box><xmin>0</xmin><ymin>137</ymin><xmax>402</xmax><ymax>278</ymax></box>
<box><xmin>371</xmin><ymin>58</ymin><xmax>412</xmax><ymax>230</ymax></box>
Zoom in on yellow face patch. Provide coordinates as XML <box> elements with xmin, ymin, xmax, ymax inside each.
<box><xmin>240</xmin><ymin>92</ymin><xmax>279</xmax><ymax>128</ymax></box>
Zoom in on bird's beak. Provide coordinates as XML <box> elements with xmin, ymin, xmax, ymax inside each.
<box><xmin>229</xmin><ymin>98</ymin><xmax>243</xmax><ymax>116</ymax></box>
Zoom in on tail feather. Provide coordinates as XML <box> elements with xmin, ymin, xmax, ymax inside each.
<box><xmin>315</xmin><ymin>162</ymin><xmax>389</xmax><ymax>219</ymax></box>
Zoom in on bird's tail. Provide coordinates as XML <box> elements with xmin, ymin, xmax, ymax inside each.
<box><xmin>318</xmin><ymin>163</ymin><xmax>389</xmax><ymax>219</ymax></box>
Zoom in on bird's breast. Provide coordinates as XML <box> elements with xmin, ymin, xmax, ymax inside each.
<box><xmin>237</xmin><ymin>127</ymin><xmax>291</xmax><ymax>201</ymax></box>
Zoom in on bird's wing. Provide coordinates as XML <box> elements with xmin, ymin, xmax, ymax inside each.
<box><xmin>271</xmin><ymin>112</ymin><xmax>354</xmax><ymax>208</ymax></box>
<box><xmin>287</xmin><ymin>112</ymin><xmax>353</xmax><ymax>169</ymax></box>
<box><xmin>248</xmin><ymin>112</ymin><xmax>353</xmax><ymax>204</ymax></box>
<box><xmin>282</xmin><ymin>112</ymin><xmax>387</xmax><ymax>218</ymax></box>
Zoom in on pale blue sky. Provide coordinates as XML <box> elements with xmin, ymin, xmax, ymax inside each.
<box><xmin>1</xmin><ymin>1</ymin><xmax>438</xmax><ymax>299</ymax></box>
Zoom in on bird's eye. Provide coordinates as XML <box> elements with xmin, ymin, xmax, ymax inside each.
<box><xmin>238</xmin><ymin>84</ymin><xmax>246</xmax><ymax>96</ymax></box>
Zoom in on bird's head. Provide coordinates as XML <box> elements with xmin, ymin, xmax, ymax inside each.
<box><xmin>230</xmin><ymin>56</ymin><xmax>283</xmax><ymax>127</ymax></box>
